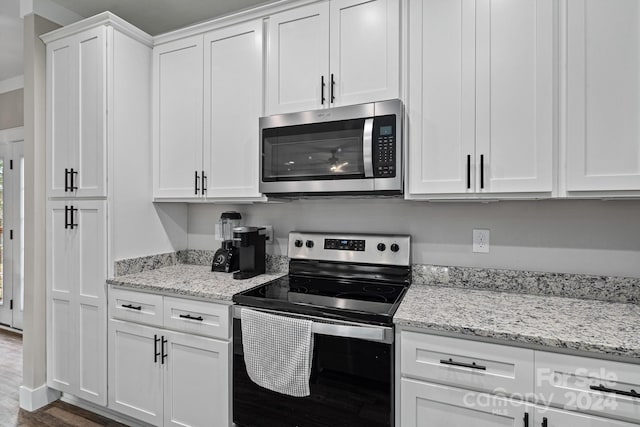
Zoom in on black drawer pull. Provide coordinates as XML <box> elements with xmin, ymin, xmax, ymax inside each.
<box><xmin>590</xmin><ymin>384</ymin><xmax>640</xmax><ymax>398</ymax></box>
<box><xmin>122</xmin><ymin>303</ymin><xmax>142</xmax><ymax>311</ymax></box>
<box><xmin>440</xmin><ymin>358</ymin><xmax>487</xmax><ymax>370</ymax></box>
<box><xmin>541</xmin><ymin>417</ymin><xmax>547</xmax><ymax>427</ymax></box>
<box><xmin>179</xmin><ymin>314</ymin><xmax>204</xmax><ymax>321</ymax></box>
<box><xmin>523</xmin><ymin>412</ymin><xmax>529</xmax><ymax>427</ymax></box>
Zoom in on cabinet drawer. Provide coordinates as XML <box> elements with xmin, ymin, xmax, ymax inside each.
<box><xmin>535</xmin><ymin>351</ymin><xmax>640</xmax><ymax>423</ymax></box>
<box><xmin>401</xmin><ymin>331</ymin><xmax>534</xmax><ymax>396</ymax></box>
<box><xmin>163</xmin><ymin>297</ymin><xmax>230</xmax><ymax>339</ymax></box>
<box><xmin>109</xmin><ymin>288</ymin><xmax>163</xmax><ymax>327</ymax></box>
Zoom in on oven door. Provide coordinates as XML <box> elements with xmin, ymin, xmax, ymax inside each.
<box><xmin>232</xmin><ymin>312</ymin><xmax>394</xmax><ymax>427</ymax></box>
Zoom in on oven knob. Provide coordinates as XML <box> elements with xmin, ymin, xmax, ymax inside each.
<box><xmin>306</xmin><ymin>240</ymin><xmax>314</xmax><ymax>248</ymax></box>
<box><xmin>294</xmin><ymin>239</ymin><xmax>303</xmax><ymax>248</ymax></box>
<box><xmin>390</xmin><ymin>243</ymin><xmax>400</xmax><ymax>252</ymax></box>
<box><xmin>377</xmin><ymin>243</ymin><xmax>386</xmax><ymax>252</ymax></box>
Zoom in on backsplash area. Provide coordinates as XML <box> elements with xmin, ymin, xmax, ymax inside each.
<box><xmin>114</xmin><ymin>251</ymin><xmax>639</xmax><ymax>304</ymax></box>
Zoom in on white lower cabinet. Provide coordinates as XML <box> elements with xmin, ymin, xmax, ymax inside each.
<box><xmin>401</xmin><ymin>379</ymin><xmax>531</xmax><ymax>427</ymax></box>
<box><xmin>108</xmin><ymin>288</ymin><xmax>231</xmax><ymax>427</ymax></box>
<box><xmin>399</xmin><ymin>330</ymin><xmax>640</xmax><ymax>426</ymax></box>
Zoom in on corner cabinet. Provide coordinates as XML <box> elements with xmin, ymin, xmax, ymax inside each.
<box><xmin>564</xmin><ymin>0</ymin><xmax>640</xmax><ymax>195</ymax></box>
<box><xmin>153</xmin><ymin>20</ymin><xmax>264</xmax><ymax>201</ymax></box>
<box><xmin>44</xmin><ymin>13</ymin><xmax>172</xmax><ymax>406</ymax></box>
<box><xmin>406</xmin><ymin>0</ymin><xmax>554</xmax><ymax>199</ymax></box>
<box><xmin>108</xmin><ymin>288</ymin><xmax>231</xmax><ymax>427</ymax></box>
<box><xmin>266</xmin><ymin>0</ymin><xmax>400</xmax><ymax>115</ymax></box>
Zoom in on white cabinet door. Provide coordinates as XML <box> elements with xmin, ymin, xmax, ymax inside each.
<box><xmin>47</xmin><ymin>200</ymin><xmax>107</xmax><ymax>405</ymax></box>
<box><xmin>566</xmin><ymin>0</ymin><xmax>640</xmax><ymax>191</ymax></box>
<box><xmin>164</xmin><ymin>331</ymin><xmax>230</xmax><ymax>427</ymax></box>
<box><xmin>46</xmin><ymin>27</ymin><xmax>107</xmax><ymax>199</ymax></box>
<box><xmin>407</xmin><ymin>0</ymin><xmax>476</xmax><ymax>195</ymax></box>
<box><xmin>534</xmin><ymin>406</ymin><xmax>639</xmax><ymax>427</ymax></box>
<box><xmin>153</xmin><ymin>35</ymin><xmax>204</xmax><ymax>199</ymax></box>
<box><xmin>266</xmin><ymin>2</ymin><xmax>330</xmax><ymax>115</ymax></box>
<box><xmin>203</xmin><ymin>21</ymin><xmax>263</xmax><ymax>199</ymax></box>
<box><xmin>401</xmin><ymin>379</ymin><xmax>532</xmax><ymax>427</ymax></box>
<box><xmin>108</xmin><ymin>319</ymin><xmax>163</xmax><ymax>425</ymax></box>
<box><xmin>475</xmin><ymin>0</ymin><xmax>553</xmax><ymax>193</ymax></box>
<box><xmin>329</xmin><ymin>0</ymin><xmax>399</xmax><ymax>107</ymax></box>
<box><xmin>407</xmin><ymin>0</ymin><xmax>553</xmax><ymax>197</ymax></box>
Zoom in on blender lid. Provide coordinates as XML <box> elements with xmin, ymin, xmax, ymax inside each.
<box><xmin>221</xmin><ymin>211</ymin><xmax>242</xmax><ymax>220</ymax></box>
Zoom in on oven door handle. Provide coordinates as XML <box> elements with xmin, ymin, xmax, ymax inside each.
<box><xmin>363</xmin><ymin>118</ymin><xmax>375</xmax><ymax>178</ymax></box>
<box><xmin>312</xmin><ymin>322</ymin><xmax>385</xmax><ymax>342</ymax></box>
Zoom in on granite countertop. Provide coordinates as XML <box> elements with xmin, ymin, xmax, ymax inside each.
<box><xmin>395</xmin><ymin>285</ymin><xmax>640</xmax><ymax>360</ymax></box>
<box><xmin>107</xmin><ymin>264</ymin><xmax>285</xmax><ymax>302</ymax></box>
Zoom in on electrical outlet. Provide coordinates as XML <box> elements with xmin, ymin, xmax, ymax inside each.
<box><xmin>262</xmin><ymin>225</ymin><xmax>274</xmax><ymax>244</ymax></box>
<box><xmin>473</xmin><ymin>229</ymin><xmax>490</xmax><ymax>253</ymax></box>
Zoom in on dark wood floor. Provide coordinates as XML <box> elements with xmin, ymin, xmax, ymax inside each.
<box><xmin>0</xmin><ymin>329</ymin><xmax>126</xmax><ymax>427</ymax></box>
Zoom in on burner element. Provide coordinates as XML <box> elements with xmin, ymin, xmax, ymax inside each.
<box><xmin>363</xmin><ymin>284</ymin><xmax>397</xmax><ymax>294</ymax></box>
<box><xmin>335</xmin><ymin>292</ymin><xmax>389</xmax><ymax>303</ymax></box>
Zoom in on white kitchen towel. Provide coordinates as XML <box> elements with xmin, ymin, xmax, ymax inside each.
<box><xmin>241</xmin><ymin>308</ymin><xmax>314</xmax><ymax>397</ymax></box>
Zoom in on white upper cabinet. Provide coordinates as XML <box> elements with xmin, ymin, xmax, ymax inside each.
<box><xmin>153</xmin><ymin>35</ymin><xmax>204</xmax><ymax>199</ymax></box>
<box><xmin>153</xmin><ymin>20</ymin><xmax>264</xmax><ymax>201</ymax></box>
<box><xmin>47</xmin><ymin>26</ymin><xmax>107</xmax><ymax>199</ymax></box>
<box><xmin>407</xmin><ymin>0</ymin><xmax>554</xmax><ymax>198</ymax></box>
<box><xmin>565</xmin><ymin>0</ymin><xmax>640</xmax><ymax>193</ymax></box>
<box><xmin>267</xmin><ymin>0</ymin><xmax>399</xmax><ymax>115</ymax></box>
<box><xmin>203</xmin><ymin>21</ymin><xmax>263</xmax><ymax>199</ymax></box>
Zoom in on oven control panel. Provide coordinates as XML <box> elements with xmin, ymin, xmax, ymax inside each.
<box><xmin>324</xmin><ymin>239</ymin><xmax>366</xmax><ymax>251</ymax></box>
<box><xmin>289</xmin><ymin>232</ymin><xmax>410</xmax><ymax>266</ymax></box>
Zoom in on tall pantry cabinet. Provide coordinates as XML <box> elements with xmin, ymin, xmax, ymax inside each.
<box><xmin>43</xmin><ymin>13</ymin><xmax>167</xmax><ymax>405</ymax></box>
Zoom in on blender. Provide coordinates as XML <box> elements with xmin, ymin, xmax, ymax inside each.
<box><xmin>212</xmin><ymin>211</ymin><xmax>242</xmax><ymax>272</ymax></box>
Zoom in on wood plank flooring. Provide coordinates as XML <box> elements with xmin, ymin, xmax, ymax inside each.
<box><xmin>0</xmin><ymin>329</ymin><xmax>126</xmax><ymax>427</ymax></box>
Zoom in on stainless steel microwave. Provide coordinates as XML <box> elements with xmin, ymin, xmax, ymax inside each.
<box><xmin>259</xmin><ymin>99</ymin><xmax>403</xmax><ymax>197</ymax></box>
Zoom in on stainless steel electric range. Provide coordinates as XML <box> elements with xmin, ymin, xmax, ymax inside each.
<box><xmin>232</xmin><ymin>231</ymin><xmax>411</xmax><ymax>427</ymax></box>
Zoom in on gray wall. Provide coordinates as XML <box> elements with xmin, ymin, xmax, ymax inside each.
<box><xmin>0</xmin><ymin>88</ymin><xmax>24</xmax><ymax>129</ymax></box>
<box><xmin>188</xmin><ymin>199</ymin><xmax>640</xmax><ymax>278</ymax></box>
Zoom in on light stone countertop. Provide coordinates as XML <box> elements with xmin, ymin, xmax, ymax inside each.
<box><xmin>394</xmin><ymin>285</ymin><xmax>640</xmax><ymax>360</ymax></box>
<box><xmin>107</xmin><ymin>264</ymin><xmax>285</xmax><ymax>302</ymax></box>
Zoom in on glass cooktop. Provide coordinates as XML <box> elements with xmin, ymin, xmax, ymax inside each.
<box><xmin>233</xmin><ymin>275</ymin><xmax>409</xmax><ymax>325</ymax></box>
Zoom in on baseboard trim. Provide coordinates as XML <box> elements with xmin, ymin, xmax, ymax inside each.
<box><xmin>60</xmin><ymin>394</ymin><xmax>151</xmax><ymax>427</ymax></box>
<box><xmin>19</xmin><ymin>384</ymin><xmax>61</xmax><ymax>411</ymax></box>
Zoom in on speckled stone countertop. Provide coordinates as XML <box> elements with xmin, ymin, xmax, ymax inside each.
<box><xmin>395</xmin><ymin>285</ymin><xmax>640</xmax><ymax>360</ymax></box>
<box><xmin>108</xmin><ymin>264</ymin><xmax>285</xmax><ymax>302</ymax></box>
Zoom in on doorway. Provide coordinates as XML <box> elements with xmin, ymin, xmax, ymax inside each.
<box><xmin>0</xmin><ymin>138</ymin><xmax>24</xmax><ymax>330</ymax></box>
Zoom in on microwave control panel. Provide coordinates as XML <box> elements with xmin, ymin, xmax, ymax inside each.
<box><xmin>373</xmin><ymin>115</ymin><xmax>397</xmax><ymax>178</ymax></box>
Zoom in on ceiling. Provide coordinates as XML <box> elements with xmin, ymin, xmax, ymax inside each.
<box><xmin>0</xmin><ymin>0</ymin><xmax>273</xmax><ymax>84</ymax></box>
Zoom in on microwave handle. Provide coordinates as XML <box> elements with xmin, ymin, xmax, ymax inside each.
<box><xmin>363</xmin><ymin>118</ymin><xmax>375</xmax><ymax>178</ymax></box>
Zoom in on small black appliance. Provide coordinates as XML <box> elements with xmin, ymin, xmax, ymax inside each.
<box><xmin>212</xmin><ymin>211</ymin><xmax>242</xmax><ymax>272</ymax></box>
<box><xmin>232</xmin><ymin>226</ymin><xmax>266</xmax><ymax>280</ymax></box>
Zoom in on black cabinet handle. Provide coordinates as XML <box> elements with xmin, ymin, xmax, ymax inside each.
<box><xmin>439</xmin><ymin>358</ymin><xmax>487</xmax><ymax>370</ymax></box>
<box><xmin>64</xmin><ymin>205</ymin><xmax>70</xmax><ymax>229</ymax></box>
<box><xmin>541</xmin><ymin>417</ymin><xmax>547</xmax><ymax>427</ymax></box>
<box><xmin>202</xmin><ymin>170</ymin><xmax>207</xmax><ymax>193</ymax></box>
<box><xmin>70</xmin><ymin>168</ymin><xmax>78</xmax><ymax>191</ymax></box>
<box><xmin>194</xmin><ymin>171</ymin><xmax>200</xmax><ymax>195</ymax></box>
<box><xmin>161</xmin><ymin>336</ymin><xmax>168</xmax><ymax>364</ymax></box>
<box><xmin>523</xmin><ymin>412</ymin><xmax>529</xmax><ymax>427</ymax></box>
<box><xmin>321</xmin><ymin>75</ymin><xmax>326</xmax><ymax>104</ymax></box>
<box><xmin>154</xmin><ymin>334</ymin><xmax>161</xmax><ymax>363</ymax></box>
<box><xmin>590</xmin><ymin>384</ymin><xmax>640</xmax><ymax>399</ymax></box>
<box><xmin>64</xmin><ymin>168</ymin><xmax>70</xmax><ymax>192</ymax></box>
<box><xmin>330</xmin><ymin>74</ymin><xmax>336</xmax><ymax>103</ymax></box>
<box><xmin>466</xmin><ymin>155</ymin><xmax>471</xmax><ymax>189</ymax></box>
<box><xmin>68</xmin><ymin>206</ymin><xmax>78</xmax><ymax>229</ymax></box>
<box><xmin>122</xmin><ymin>303</ymin><xmax>142</xmax><ymax>311</ymax></box>
<box><xmin>480</xmin><ymin>154</ymin><xmax>485</xmax><ymax>189</ymax></box>
<box><xmin>179</xmin><ymin>314</ymin><xmax>204</xmax><ymax>321</ymax></box>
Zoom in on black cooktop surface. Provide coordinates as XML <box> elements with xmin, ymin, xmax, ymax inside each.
<box><xmin>233</xmin><ymin>274</ymin><xmax>409</xmax><ymax>325</ymax></box>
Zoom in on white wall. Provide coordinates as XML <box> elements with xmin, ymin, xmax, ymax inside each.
<box><xmin>188</xmin><ymin>199</ymin><xmax>640</xmax><ymax>278</ymax></box>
